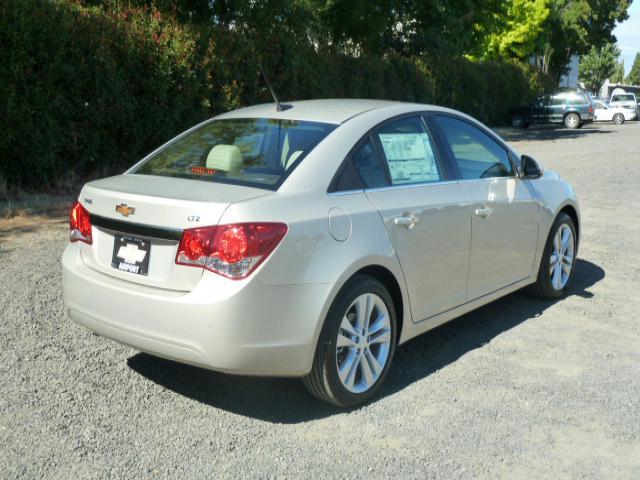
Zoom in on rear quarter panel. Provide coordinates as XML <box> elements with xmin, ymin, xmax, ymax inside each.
<box><xmin>219</xmin><ymin>189</ymin><xmax>413</xmax><ymax>348</ymax></box>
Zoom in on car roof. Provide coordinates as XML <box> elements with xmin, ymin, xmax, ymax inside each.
<box><xmin>215</xmin><ymin>99</ymin><xmax>453</xmax><ymax>125</ymax></box>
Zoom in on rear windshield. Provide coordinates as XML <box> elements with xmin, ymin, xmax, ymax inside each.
<box><xmin>133</xmin><ymin>118</ymin><xmax>337</xmax><ymax>189</ymax></box>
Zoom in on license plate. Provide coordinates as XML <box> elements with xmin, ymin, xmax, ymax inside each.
<box><xmin>112</xmin><ymin>235</ymin><xmax>151</xmax><ymax>275</ymax></box>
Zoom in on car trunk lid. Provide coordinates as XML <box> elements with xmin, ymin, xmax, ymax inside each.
<box><xmin>78</xmin><ymin>174</ymin><xmax>270</xmax><ymax>291</ymax></box>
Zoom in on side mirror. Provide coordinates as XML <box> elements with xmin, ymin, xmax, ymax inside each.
<box><xmin>521</xmin><ymin>155</ymin><xmax>543</xmax><ymax>179</ymax></box>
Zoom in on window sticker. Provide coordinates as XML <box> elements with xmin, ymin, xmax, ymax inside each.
<box><xmin>378</xmin><ymin>133</ymin><xmax>440</xmax><ymax>184</ymax></box>
<box><xmin>190</xmin><ymin>165</ymin><xmax>217</xmax><ymax>175</ymax></box>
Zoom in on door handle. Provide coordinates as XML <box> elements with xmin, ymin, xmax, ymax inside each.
<box><xmin>474</xmin><ymin>207</ymin><xmax>493</xmax><ymax>218</ymax></box>
<box><xmin>393</xmin><ymin>215</ymin><xmax>419</xmax><ymax>229</ymax></box>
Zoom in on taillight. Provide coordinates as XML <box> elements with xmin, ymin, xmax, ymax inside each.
<box><xmin>70</xmin><ymin>201</ymin><xmax>92</xmax><ymax>244</ymax></box>
<box><xmin>176</xmin><ymin>223</ymin><xmax>287</xmax><ymax>279</ymax></box>
<box><xmin>589</xmin><ymin>104</ymin><xmax>594</xmax><ymax>113</ymax></box>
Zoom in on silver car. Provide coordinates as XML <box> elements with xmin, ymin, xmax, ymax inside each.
<box><xmin>62</xmin><ymin>100</ymin><xmax>580</xmax><ymax>407</ymax></box>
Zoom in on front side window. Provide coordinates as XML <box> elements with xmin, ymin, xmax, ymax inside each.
<box><xmin>373</xmin><ymin>116</ymin><xmax>443</xmax><ymax>186</ymax></box>
<box><xmin>434</xmin><ymin>116</ymin><xmax>513</xmax><ymax>180</ymax></box>
<box><xmin>133</xmin><ymin>118</ymin><xmax>336</xmax><ymax>189</ymax></box>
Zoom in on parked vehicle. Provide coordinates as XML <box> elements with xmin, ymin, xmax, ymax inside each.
<box><xmin>593</xmin><ymin>100</ymin><xmax>637</xmax><ymax>124</ymax></box>
<box><xmin>608</xmin><ymin>91</ymin><xmax>638</xmax><ymax>116</ymax></box>
<box><xmin>62</xmin><ymin>99</ymin><xmax>581</xmax><ymax>407</ymax></box>
<box><xmin>509</xmin><ymin>90</ymin><xmax>594</xmax><ymax>129</ymax></box>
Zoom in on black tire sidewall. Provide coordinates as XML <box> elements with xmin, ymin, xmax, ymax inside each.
<box><xmin>318</xmin><ymin>276</ymin><xmax>397</xmax><ymax>407</ymax></box>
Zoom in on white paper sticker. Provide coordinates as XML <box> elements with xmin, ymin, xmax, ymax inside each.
<box><xmin>378</xmin><ymin>133</ymin><xmax>440</xmax><ymax>184</ymax></box>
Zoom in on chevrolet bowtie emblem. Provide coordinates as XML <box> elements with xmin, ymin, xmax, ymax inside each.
<box><xmin>115</xmin><ymin>203</ymin><xmax>135</xmax><ymax>217</ymax></box>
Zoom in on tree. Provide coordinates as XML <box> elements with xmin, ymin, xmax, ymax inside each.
<box><xmin>626</xmin><ymin>53</ymin><xmax>640</xmax><ymax>86</ymax></box>
<box><xmin>477</xmin><ymin>0</ymin><xmax>549</xmax><ymax>59</ymax></box>
<box><xmin>610</xmin><ymin>60</ymin><xmax>625</xmax><ymax>84</ymax></box>
<box><xmin>535</xmin><ymin>0</ymin><xmax>630</xmax><ymax>81</ymax></box>
<box><xmin>579</xmin><ymin>43</ymin><xmax>620</xmax><ymax>92</ymax></box>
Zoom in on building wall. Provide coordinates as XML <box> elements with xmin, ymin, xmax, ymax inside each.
<box><xmin>559</xmin><ymin>55</ymin><xmax>580</xmax><ymax>89</ymax></box>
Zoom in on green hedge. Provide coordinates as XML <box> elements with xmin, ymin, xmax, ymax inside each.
<box><xmin>0</xmin><ymin>0</ymin><xmax>552</xmax><ymax>192</ymax></box>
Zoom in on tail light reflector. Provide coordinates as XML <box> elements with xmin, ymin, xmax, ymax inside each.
<box><xmin>176</xmin><ymin>223</ymin><xmax>287</xmax><ymax>279</ymax></box>
<box><xmin>70</xmin><ymin>201</ymin><xmax>92</xmax><ymax>244</ymax></box>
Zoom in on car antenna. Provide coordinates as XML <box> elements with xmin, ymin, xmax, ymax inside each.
<box><xmin>258</xmin><ymin>65</ymin><xmax>291</xmax><ymax>112</ymax></box>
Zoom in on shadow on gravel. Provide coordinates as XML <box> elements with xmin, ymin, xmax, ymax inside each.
<box><xmin>128</xmin><ymin>258</ymin><xmax>604</xmax><ymax>423</ymax></box>
<box><xmin>497</xmin><ymin>126</ymin><xmax>613</xmax><ymax>142</ymax></box>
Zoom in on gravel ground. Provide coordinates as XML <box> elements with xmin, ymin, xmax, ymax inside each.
<box><xmin>1</xmin><ymin>121</ymin><xmax>639</xmax><ymax>479</ymax></box>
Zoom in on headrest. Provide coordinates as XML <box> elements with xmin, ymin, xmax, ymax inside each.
<box><xmin>206</xmin><ymin>144</ymin><xmax>242</xmax><ymax>172</ymax></box>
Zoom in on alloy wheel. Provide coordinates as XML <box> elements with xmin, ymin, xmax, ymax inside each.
<box><xmin>550</xmin><ymin>224</ymin><xmax>575</xmax><ymax>290</ymax></box>
<box><xmin>335</xmin><ymin>293</ymin><xmax>391</xmax><ymax>394</ymax></box>
<box><xmin>566</xmin><ymin>114</ymin><xmax>579</xmax><ymax>128</ymax></box>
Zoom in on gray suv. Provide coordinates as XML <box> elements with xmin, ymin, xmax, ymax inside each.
<box><xmin>509</xmin><ymin>90</ymin><xmax>595</xmax><ymax>129</ymax></box>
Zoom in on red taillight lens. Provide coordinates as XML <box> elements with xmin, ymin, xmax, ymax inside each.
<box><xmin>70</xmin><ymin>201</ymin><xmax>92</xmax><ymax>244</ymax></box>
<box><xmin>589</xmin><ymin>105</ymin><xmax>594</xmax><ymax>113</ymax></box>
<box><xmin>175</xmin><ymin>223</ymin><xmax>287</xmax><ymax>279</ymax></box>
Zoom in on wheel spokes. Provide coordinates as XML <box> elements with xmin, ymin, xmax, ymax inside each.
<box><xmin>338</xmin><ymin>350</ymin><xmax>359</xmax><ymax>389</ymax></box>
<box><xmin>337</xmin><ymin>332</ymin><xmax>357</xmax><ymax>348</ymax></box>
<box><xmin>359</xmin><ymin>354</ymin><xmax>374</xmax><ymax>387</ymax></box>
<box><xmin>368</xmin><ymin>328</ymin><xmax>390</xmax><ymax>345</ymax></box>
<box><xmin>335</xmin><ymin>292</ymin><xmax>392</xmax><ymax>394</ymax></box>
<box><xmin>340</xmin><ymin>316</ymin><xmax>358</xmax><ymax>337</ymax></box>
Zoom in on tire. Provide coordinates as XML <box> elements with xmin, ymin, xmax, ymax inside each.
<box><xmin>511</xmin><ymin>114</ymin><xmax>526</xmax><ymax>129</ymax></box>
<box><xmin>303</xmin><ymin>275</ymin><xmax>397</xmax><ymax>407</ymax></box>
<box><xmin>564</xmin><ymin>113</ymin><xmax>580</xmax><ymax>129</ymax></box>
<box><xmin>613</xmin><ymin>113</ymin><xmax>625</xmax><ymax>124</ymax></box>
<box><xmin>527</xmin><ymin>213</ymin><xmax>578</xmax><ymax>299</ymax></box>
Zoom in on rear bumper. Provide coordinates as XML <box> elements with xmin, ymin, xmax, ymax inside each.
<box><xmin>62</xmin><ymin>243</ymin><xmax>332</xmax><ymax>376</ymax></box>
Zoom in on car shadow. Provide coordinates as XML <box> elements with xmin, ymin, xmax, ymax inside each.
<box><xmin>127</xmin><ymin>258</ymin><xmax>604</xmax><ymax>424</ymax></box>
<box><xmin>496</xmin><ymin>125</ymin><xmax>614</xmax><ymax>142</ymax></box>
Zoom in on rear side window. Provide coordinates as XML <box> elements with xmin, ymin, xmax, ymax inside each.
<box><xmin>133</xmin><ymin>118</ymin><xmax>336</xmax><ymax>189</ymax></box>
<box><xmin>567</xmin><ymin>93</ymin><xmax>588</xmax><ymax>106</ymax></box>
<box><xmin>434</xmin><ymin>116</ymin><xmax>513</xmax><ymax>180</ymax></box>
<box><xmin>351</xmin><ymin>138</ymin><xmax>389</xmax><ymax>189</ymax></box>
<box><xmin>373</xmin><ymin>116</ymin><xmax>443</xmax><ymax>186</ymax></box>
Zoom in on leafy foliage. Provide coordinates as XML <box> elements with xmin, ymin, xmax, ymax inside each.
<box><xmin>0</xmin><ymin>0</ymin><xmax>553</xmax><ymax>192</ymax></box>
<box><xmin>626</xmin><ymin>53</ymin><xmax>640</xmax><ymax>86</ymax></box>
<box><xmin>578</xmin><ymin>43</ymin><xmax>621</xmax><ymax>92</ymax></box>
<box><xmin>610</xmin><ymin>61</ymin><xmax>625</xmax><ymax>84</ymax></box>
<box><xmin>478</xmin><ymin>0</ymin><xmax>550</xmax><ymax>59</ymax></box>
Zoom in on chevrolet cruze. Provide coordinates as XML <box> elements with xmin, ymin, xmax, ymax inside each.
<box><xmin>62</xmin><ymin>100</ymin><xmax>580</xmax><ymax>407</ymax></box>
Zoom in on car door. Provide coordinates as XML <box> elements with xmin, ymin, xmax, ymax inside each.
<box><xmin>432</xmin><ymin>115</ymin><xmax>539</xmax><ymax>300</ymax></box>
<box><xmin>351</xmin><ymin>115</ymin><xmax>471</xmax><ymax>322</ymax></box>
<box><xmin>548</xmin><ymin>93</ymin><xmax>566</xmax><ymax>123</ymax></box>
<box><xmin>529</xmin><ymin>96</ymin><xmax>546</xmax><ymax>123</ymax></box>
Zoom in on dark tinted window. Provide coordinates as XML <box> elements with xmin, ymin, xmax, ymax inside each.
<box><xmin>331</xmin><ymin>161</ymin><xmax>362</xmax><ymax>192</ymax></box>
<box><xmin>373</xmin><ymin>116</ymin><xmax>443</xmax><ymax>185</ymax></box>
<box><xmin>133</xmin><ymin>118</ymin><xmax>336</xmax><ymax>189</ymax></box>
<box><xmin>435</xmin><ymin>116</ymin><xmax>513</xmax><ymax>180</ymax></box>
<box><xmin>351</xmin><ymin>138</ymin><xmax>389</xmax><ymax>189</ymax></box>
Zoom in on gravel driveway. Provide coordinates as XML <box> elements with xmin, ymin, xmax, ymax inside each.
<box><xmin>2</xmin><ymin>121</ymin><xmax>639</xmax><ymax>479</ymax></box>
